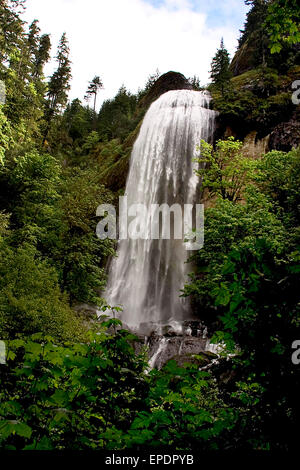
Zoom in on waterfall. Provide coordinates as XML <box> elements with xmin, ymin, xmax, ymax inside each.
<box><xmin>104</xmin><ymin>89</ymin><xmax>217</xmax><ymax>333</ymax></box>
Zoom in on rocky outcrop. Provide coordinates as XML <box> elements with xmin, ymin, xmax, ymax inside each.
<box><xmin>139</xmin><ymin>71</ymin><xmax>192</xmax><ymax>110</ymax></box>
<box><xmin>269</xmin><ymin>118</ymin><xmax>300</xmax><ymax>152</ymax></box>
<box><xmin>230</xmin><ymin>39</ymin><xmax>257</xmax><ymax>77</ymax></box>
<box><xmin>141</xmin><ymin>321</ymin><xmax>220</xmax><ymax>370</ymax></box>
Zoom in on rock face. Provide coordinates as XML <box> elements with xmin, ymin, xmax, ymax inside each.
<box><xmin>242</xmin><ymin>130</ymin><xmax>270</xmax><ymax>158</ymax></box>
<box><xmin>139</xmin><ymin>71</ymin><xmax>193</xmax><ymax>110</ymax></box>
<box><xmin>142</xmin><ymin>321</ymin><xmax>219</xmax><ymax>370</ymax></box>
<box><xmin>269</xmin><ymin>118</ymin><xmax>300</xmax><ymax>152</ymax></box>
<box><xmin>230</xmin><ymin>40</ymin><xmax>256</xmax><ymax>77</ymax></box>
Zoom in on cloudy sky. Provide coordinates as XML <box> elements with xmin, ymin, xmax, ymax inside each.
<box><xmin>23</xmin><ymin>0</ymin><xmax>249</xmax><ymax>108</ymax></box>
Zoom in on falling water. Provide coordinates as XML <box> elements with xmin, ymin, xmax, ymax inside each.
<box><xmin>105</xmin><ymin>90</ymin><xmax>217</xmax><ymax>333</ymax></box>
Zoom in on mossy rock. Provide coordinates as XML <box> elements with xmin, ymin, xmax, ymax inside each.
<box><xmin>99</xmin><ymin>151</ymin><xmax>131</xmax><ymax>192</ymax></box>
<box><xmin>171</xmin><ymin>351</ymin><xmax>217</xmax><ymax>368</ymax></box>
<box><xmin>212</xmin><ymin>66</ymin><xmax>298</xmax><ymax>142</ymax></box>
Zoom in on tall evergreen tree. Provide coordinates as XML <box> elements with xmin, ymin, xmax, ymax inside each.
<box><xmin>210</xmin><ymin>38</ymin><xmax>232</xmax><ymax>95</ymax></box>
<box><xmin>47</xmin><ymin>33</ymin><xmax>71</xmax><ymax>113</ymax></box>
<box><xmin>0</xmin><ymin>0</ymin><xmax>25</xmax><ymax>67</ymax></box>
<box><xmin>85</xmin><ymin>75</ymin><xmax>103</xmax><ymax>112</ymax></box>
<box><xmin>33</xmin><ymin>33</ymin><xmax>50</xmax><ymax>78</ymax></box>
<box><xmin>27</xmin><ymin>19</ymin><xmax>40</xmax><ymax>56</ymax></box>
<box><xmin>44</xmin><ymin>33</ymin><xmax>72</xmax><ymax>142</ymax></box>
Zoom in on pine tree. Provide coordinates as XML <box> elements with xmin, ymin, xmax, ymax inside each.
<box><xmin>210</xmin><ymin>38</ymin><xmax>232</xmax><ymax>96</ymax></box>
<box><xmin>44</xmin><ymin>33</ymin><xmax>72</xmax><ymax>142</ymax></box>
<box><xmin>47</xmin><ymin>33</ymin><xmax>72</xmax><ymax>113</ymax></box>
<box><xmin>28</xmin><ymin>19</ymin><xmax>40</xmax><ymax>57</ymax></box>
<box><xmin>85</xmin><ymin>76</ymin><xmax>103</xmax><ymax>112</ymax></box>
<box><xmin>27</xmin><ymin>19</ymin><xmax>51</xmax><ymax>79</ymax></box>
<box><xmin>0</xmin><ymin>0</ymin><xmax>25</xmax><ymax>67</ymax></box>
<box><xmin>33</xmin><ymin>33</ymin><xmax>50</xmax><ymax>78</ymax></box>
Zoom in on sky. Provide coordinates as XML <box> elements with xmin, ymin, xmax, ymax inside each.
<box><xmin>23</xmin><ymin>0</ymin><xmax>250</xmax><ymax>108</ymax></box>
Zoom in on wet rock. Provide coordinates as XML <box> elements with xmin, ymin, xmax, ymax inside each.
<box><xmin>146</xmin><ymin>334</ymin><xmax>217</xmax><ymax>370</ymax></box>
<box><xmin>171</xmin><ymin>351</ymin><xmax>217</xmax><ymax>368</ymax></box>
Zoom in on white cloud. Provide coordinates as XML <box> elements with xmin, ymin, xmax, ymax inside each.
<box><xmin>23</xmin><ymin>0</ymin><xmax>243</xmax><ymax>108</ymax></box>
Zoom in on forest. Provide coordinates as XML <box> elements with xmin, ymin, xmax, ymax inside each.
<box><xmin>0</xmin><ymin>0</ymin><xmax>300</xmax><ymax>453</ymax></box>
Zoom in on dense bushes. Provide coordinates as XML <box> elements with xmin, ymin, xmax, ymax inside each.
<box><xmin>184</xmin><ymin>146</ymin><xmax>300</xmax><ymax>449</ymax></box>
<box><xmin>0</xmin><ymin>320</ymin><xmax>238</xmax><ymax>451</ymax></box>
<box><xmin>211</xmin><ymin>66</ymin><xmax>299</xmax><ymax>137</ymax></box>
<box><xmin>0</xmin><ymin>244</ymin><xmax>83</xmax><ymax>342</ymax></box>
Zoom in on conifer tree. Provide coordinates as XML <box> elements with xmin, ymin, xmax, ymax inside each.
<box><xmin>47</xmin><ymin>33</ymin><xmax>72</xmax><ymax>113</ymax></box>
<box><xmin>210</xmin><ymin>38</ymin><xmax>232</xmax><ymax>96</ymax></box>
<box><xmin>85</xmin><ymin>75</ymin><xmax>103</xmax><ymax>112</ymax></box>
<box><xmin>0</xmin><ymin>0</ymin><xmax>25</xmax><ymax>67</ymax></box>
<box><xmin>33</xmin><ymin>33</ymin><xmax>50</xmax><ymax>78</ymax></box>
<box><xmin>44</xmin><ymin>33</ymin><xmax>72</xmax><ymax>142</ymax></box>
<box><xmin>28</xmin><ymin>19</ymin><xmax>40</xmax><ymax>56</ymax></box>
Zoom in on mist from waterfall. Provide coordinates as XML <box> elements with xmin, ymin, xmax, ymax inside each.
<box><xmin>104</xmin><ymin>89</ymin><xmax>217</xmax><ymax>333</ymax></box>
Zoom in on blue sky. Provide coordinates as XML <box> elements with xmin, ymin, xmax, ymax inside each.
<box><xmin>24</xmin><ymin>0</ymin><xmax>250</xmax><ymax>108</ymax></box>
<box><xmin>145</xmin><ymin>0</ymin><xmax>249</xmax><ymax>29</ymax></box>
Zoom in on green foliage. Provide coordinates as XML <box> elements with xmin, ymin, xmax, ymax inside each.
<box><xmin>185</xmin><ymin>145</ymin><xmax>300</xmax><ymax>449</ymax></box>
<box><xmin>57</xmin><ymin>166</ymin><xmax>115</xmax><ymax>304</ymax></box>
<box><xmin>46</xmin><ymin>33</ymin><xmax>71</xmax><ymax>115</ymax></box>
<box><xmin>0</xmin><ymin>150</ymin><xmax>62</xmax><ymax>250</ymax></box>
<box><xmin>103</xmin><ymin>361</ymin><xmax>236</xmax><ymax>450</ymax></box>
<box><xmin>0</xmin><ymin>106</ymin><xmax>12</xmax><ymax>164</ymax></box>
<box><xmin>212</xmin><ymin>66</ymin><xmax>296</xmax><ymax>135</ymax></box>
<box><xmin>97</xmin><ymin>86</ymin><xmax>139</xmax><ymax>142</ymax></box>
<box><xmin>0</xmin><ymin>0</ymin><xmax>299</xmax><ymax>453</ymax></box>
<box><xmin>0</xmin><ymin>243</ymin><xmax>83</xmax><ymax>342</ymax></box>
<box><xmin>0</xmin><ymin>324</ymin><xmax>239</xmax><ymax>451</ymax></box>
<box><xmin>0</xmin><ymin>325</ymin><xmax>148</xmax><ymax>450</ymax></box>
<box><xmin>195</xmin><ymin>137</ymin><xmax>251</xmax><ymax>202</ymax></box>
<box><xmin>231</xmin><ymin>1</ymin><xmax>299</xmax><ymax>78</ymax></box>
<box><xmin>265</xmin><ymin>0</ymin><xmax>300</xmax><ymax>53</ymax></box>
<box><xmin>211</xmin><ymin>238</ymin><xmax>300</xmax><ymax>449</ymax></box>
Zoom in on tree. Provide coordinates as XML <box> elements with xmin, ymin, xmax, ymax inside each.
<box><xmin>85</xmin><ymin>75</ymin><xmax>103</xmax><ymax>112</ymax></box>
<box><xmin>44</xmin><ymin>33</ymin><xmax>72</xmax><ymax>142</ymax></box>
<box><xmin>195</xmin><ymin>137</ymin><xmax>252</xmax><ymax>202</ymax></box>
<box><xmin>97</xmin><ymin>86</ymin><xmax>138</xmax><ymax>141</ymax></box>
<box><xmin>210</xmin><ymin>38</ymin><xmax>232</xmax><ymax>95</ymax></box>
<box><xmin>0</xmin><ymin>0</ymin><xmax>25</xmax><ymax>67</ymax></box>
<box><xmin>0</xmin><ymin>243</ymin><xmax>83</xmax><ymax>341</ymax></box>
<box><xmin>144</xmin><ymin>68</ymin><xmax>160</xmax><ymax>92</ymax></box>
<box><xmin>265</xmin><ymin>0</ymin><xmax>300</xmax><ymax>53</ymax></box>
<box><xmin>30</xmin><ymin>26</ymin><xmax>51</xmax><ymax>79</ymax></box>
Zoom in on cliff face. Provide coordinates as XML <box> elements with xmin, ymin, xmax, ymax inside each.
<box><xmin>212</xmin><ymin>65</ymin><xmax>300</xmax><ymax>154</ymax></box>
<box><xmin>269</xmin><ymin>114</ymin><xmax>300</xmax><ymax>152</ymax></box>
